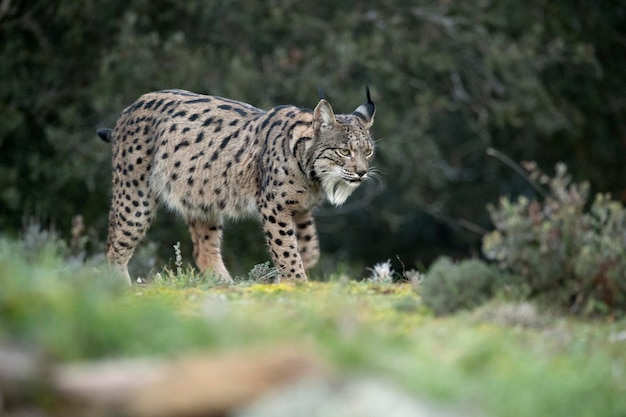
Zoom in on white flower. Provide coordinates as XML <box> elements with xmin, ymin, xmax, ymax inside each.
<box><xmin>367</xmin><ymin>259</ymin><xmax>394</xmax><ymax>283</ymax></box>
<box><xmin>173</xmin><ymin>241</ymin><xmax>183</xmax><ymax>275</ymax></box>
<box><xmin>404</xmin><ymin>269</ymin><xmax>423</xmax><ymax>285</ymax></box>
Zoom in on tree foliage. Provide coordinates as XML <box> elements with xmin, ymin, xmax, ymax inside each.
<box><xmin>1</xmin><ymin>0</ymin><xmax>624</xmax><ymax>272</ymax></box>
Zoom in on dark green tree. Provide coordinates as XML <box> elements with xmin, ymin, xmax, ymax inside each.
<box><xmin>1</xmin><ymin>0</ymin><xmax>624</xmax><ymax>274</ymax></box>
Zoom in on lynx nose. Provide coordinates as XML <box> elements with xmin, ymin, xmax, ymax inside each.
<box><xmin>356</xmin><ymin>169</ymin><xmax>368</xmax><ymax>179</ymax></box>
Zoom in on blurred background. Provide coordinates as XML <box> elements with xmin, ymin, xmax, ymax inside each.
<box><xmin>1</xmin><ymin>0</ymin><xmax>624</xmax><ymax>277</ymax></box>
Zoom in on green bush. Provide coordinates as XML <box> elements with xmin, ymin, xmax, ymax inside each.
<box><xmin>421</xmin><ymin>257</ymin><xmax>500</xmax><ymax>316</ymax></box>
<box><xmin>0</xmin><ymin>238</ymin><xmax>218</xmax><ymax>360</ymax></box>
<box><xmin>483</xmin><ymin>162</ymin><xmax>626</xmax><ymax>315</ymax></box>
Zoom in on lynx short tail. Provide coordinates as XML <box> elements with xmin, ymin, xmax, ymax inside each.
<box><xmin>97</xmin><ymin>128</ymin><xmax>113</xmax><ymax>143</ymax></box>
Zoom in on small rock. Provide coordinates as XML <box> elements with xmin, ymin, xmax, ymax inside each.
<box><xmin>126</xmin><ymin>345</ymin><xmax>325</xmax><ymax>417</ymax></box>
<box><xmin>236</xmin><ymin>376</ymin><xmax>473</xmax><ymax>417</ymax></box>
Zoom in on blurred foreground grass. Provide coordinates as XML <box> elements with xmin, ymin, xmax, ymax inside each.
<box><xmin>1</xmin><ymin>238</ymin><xmax>625</xmax><ymax>417</ymax></box>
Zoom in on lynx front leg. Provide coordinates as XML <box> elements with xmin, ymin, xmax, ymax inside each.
<box><xmin>260</xmin><ymin>206</ymin><xmax>307</xmax><ymax>282</ymax></box>
<box><xmin>188</xmin><ymin>219</ymin><xmax>233</xmax><ymax>283</ymax></box>
<box><xmin>293</xmin><ymin>211</ymin><xmax>320</xmax><ymax>271</ymax></box>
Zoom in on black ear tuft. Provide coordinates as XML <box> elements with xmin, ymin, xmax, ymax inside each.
<box><xmin>317</xmin><ymin>85</ymin><xmax>325</xmax><ymax>100</ymax></box>
<box><xmin>352</xmin><ymin>86</ymin><xmax>376</xmax><ymax>127</ymax></box>
<box><xmin>366</xmin><ymin>85</ymin><xmax>374</xmax><ymax>106</ymax></box>
<box><xmin>97</xmin><ymin>128</ymin><xmax>113</xmax><ymax>143</ymax></box>
<box><xmin>363</xmin><ymin>85</ymin><xmax>375</xmax><ymax>117</ymax></box>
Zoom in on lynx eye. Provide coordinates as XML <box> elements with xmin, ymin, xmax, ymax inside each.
<box><xmin>336</xmin><ymin>148</ymin><xmax>352</xmax><ymax>158</ymax></box>
<box><xmin>364</xmin><ymin>148</ymin><xmax>374</xmax><ymax>158</ymax></box>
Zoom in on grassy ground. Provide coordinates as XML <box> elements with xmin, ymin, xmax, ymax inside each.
<box><xmin>1</xmin><ymin>238</ymin><xmax>625</xmax><ymax>417</ymax></box>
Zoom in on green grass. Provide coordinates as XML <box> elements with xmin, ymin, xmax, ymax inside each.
<box><xmin>1</xmin><ymin>238</ymin><xmax>625</xmax><ymax>417</ymax></box>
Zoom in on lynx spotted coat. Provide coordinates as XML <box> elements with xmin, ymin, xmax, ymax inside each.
<box><xmin>98</xmin><ymin>88</ymin><xmax>376</xmax><ymax>283</ymax></box>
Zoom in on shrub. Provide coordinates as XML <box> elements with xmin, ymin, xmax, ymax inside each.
<box><xmin>0</xmin><ymin>237</ymin><xmax>218</xmax><ymax>360</ymax></box>
<box><xmin>247</xmin><ymin>261</ymin><xmax>279</xmax><ymax>283</ymax></box>
<box><xmin>483</xmin><ymin>162</ymin><xmax>626</xmax><ymax>315</ymax></box>
<box><xmin>421</xmin><ymin>257</ymin><xmax>500</xmax><ymax>316</ymax></box>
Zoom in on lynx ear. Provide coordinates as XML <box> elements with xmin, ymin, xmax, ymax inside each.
<box><xmin>313</xmin><ymin>99</ymin><xmax>337</xmax><ymax>132</ymax></box>
<box><xmin>352</xmin><ymin>86</ymin><xmax>375</xmax><ymax>128</ymax></box>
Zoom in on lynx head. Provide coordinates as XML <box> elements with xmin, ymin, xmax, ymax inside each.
<box><xmin>310</xmin><ymin>87</ymin><xmax>376</xmax><ymax>206</ymax></box>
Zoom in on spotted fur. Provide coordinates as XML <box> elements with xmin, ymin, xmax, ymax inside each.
<box><xmin>99</xmin><ymin>88</ymin><xmax>376</xmax><ymax>283</ymax></box>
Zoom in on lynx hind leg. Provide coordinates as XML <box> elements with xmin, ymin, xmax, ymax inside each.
<box><xmin>293</xmin><ymin>211</ymin><xmax>320</xmax><ymax>271</ymax></box>
<box><xmin>106</xmin><ymin>189</ymin><xmax>156</xmax><ymax>284</ymax></box>
<box><xmin>188</xmin><ymin>219</ymin><xmax>234</xmax><ymax>283</ymax></box>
